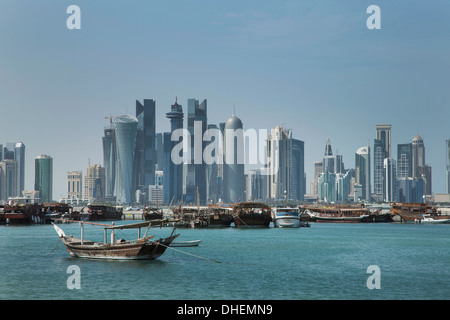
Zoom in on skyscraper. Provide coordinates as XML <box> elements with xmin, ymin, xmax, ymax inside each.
<box><xmin>384</xmin><ymin>158</ymin><xmax>396</xmax><ymax>202</ymax></box>
<box><xmin>164</xmin><ymin>98</ymin><xmax>184</xmax><ymax>203</ymax></box>
<box><xmin>355</xmin><ymin>146</ymin><xmax>370</xmax><ymax>201</ymax></box>
<box><xmin>185</xmin><ymin>98</ymin><xmax>207</xmax><ymax>204</ymax></box>
<box><xmin>266</xmin><ymin>126</ymin><xmax>304</xmax><ymax>201</ymax></box>
<box><xmin>84</xmin><ymin>164</ymin><xmax>106</xmax><ymax>202</ymax></box>
<box><xmin>102</xmin><ymin>126</ymin><xmax>116</xmax><ymax>199</ymax></box>
<box><xmin>113</xmin><ymin>115</ymin><xmax>138</xmax><ymax>203</ymax></box>
<box><xmin>134</xmin><ymin>99</ymin><xmax>156</xmax><ymax>195</ymax></box>
<box><xmin>376</xmin><ymin>125</ymin><xmax>391</xmax><ymax>158</ymax></box>
<box><xmin>35</xmin><ymin>154</ymin><xmax>53</xmax><ymax>203</ymax></box>
<box><xmin>223</xmin><ymin>113</ymin><xmax>244</xmax><ymax>203</ymax></box>
<box><xmin>0</xmin><ymin>160</ymin><xmax>17</xmax><ymax>202</ymax></box>
<box><xmin>374</xmin><ymin>125</ymin><xmax>391</xmax><ymax>200</ymax></box>
<box><xmin>397</xmin><ymin>143</ymin><xmax>412</xmax><ymax>179</ymax></box>
<box><xmin>411</xmin><ymin>135</ymin><xmax>425</xmax><ymax>179</ymax></box>
<box><xmin>14</xmin><ymin>142</ymin><xmax>25</xmax><ymax>197</ymax></box>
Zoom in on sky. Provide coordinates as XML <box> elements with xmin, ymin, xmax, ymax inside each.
<box><xmin>1</xmin><ymin>0</ymin><xmax>450</xmax><ymax>200</ymax></box>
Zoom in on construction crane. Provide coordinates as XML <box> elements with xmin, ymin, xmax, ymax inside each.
<box><xmin>105</xmin><ymin>115</ymin><xmax>115</xmax><ymax>128</ymax></box>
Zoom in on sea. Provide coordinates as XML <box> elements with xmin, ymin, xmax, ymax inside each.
<box><xmin>0</xmin><ymin>221</ymin><xmax>449</xmax><ymax>301</ymax></box>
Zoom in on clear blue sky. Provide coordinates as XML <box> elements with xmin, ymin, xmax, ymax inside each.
<box><xmin>1</xmin><ymin>0</ymin><xmax>450</xmax><ymax>199</ymax></box>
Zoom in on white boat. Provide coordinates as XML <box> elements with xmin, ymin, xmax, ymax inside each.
<box><xmin>272</xmin><ymin>207</ymin><xmax>301</xmax><ymax>228</ymax></box>
<box><xmin>170</xmin><ymin>239</ymin><xmax>202</xmax><ymax>247</ymax></box>
<box><xmin>415</xmin><ymin>217</ymin><xmax>450</xmax><ymax>224</ymax></box>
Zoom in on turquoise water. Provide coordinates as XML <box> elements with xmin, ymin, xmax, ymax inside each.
<box><xmin>0</xmin><ymin>222</ymin><xmax>449</xmax><ymax>300</ymax></box>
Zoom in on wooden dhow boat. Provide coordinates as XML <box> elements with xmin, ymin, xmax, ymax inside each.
<box><xmin>232</xmin><ymin>202</ymin><xmax>272</xmax><ymax>227</ymax></box>
<box><xmin>389</xmin><ymin>202</ymin><xmax>450</xmax><ymax>223</ymax></box>
<box><xmin>52</xmin><ymin>219</ymin><xmax>179</xmax><ymax>260</ymax></box>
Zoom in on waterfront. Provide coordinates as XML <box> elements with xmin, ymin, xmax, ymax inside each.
<box><xmin>0</xmin><ymin>222</ymin><xmax>449</xmax><ymax>300</ymax></box>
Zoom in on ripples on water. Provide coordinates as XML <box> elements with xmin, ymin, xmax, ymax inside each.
<box><xmin>1</xmin><ymin>223</ymin><xmax>449</xmax><ymax>300</ymax></box>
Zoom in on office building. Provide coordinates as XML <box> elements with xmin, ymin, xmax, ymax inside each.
<box><xmin>103</xmin><ymin>126</ymin><xmax>116</xmax><ymax>199</ymax></box>
<box><xmin>355</xmin><ymin>146</ymin><xmax>370</xmax><ymax>201</ymax></box>
<box><xmin>35</xmin><ymin>154</ymin><xmax>53</xmax><ymax>203</ymax></box>
<box><xmin>223</xmin><ymin>113</ymin><xmax>244</xmax><ymax>203</ymax></box>
<box><xmin>0</xmin><ymin>160</ymin><xmax>17</xmax><ymax>202</ymax></box>
<box><xmin>185</xmin><ymin>98</ymin><xmax>208</xmax><ymax>204</ymax></box>
<box><xmin>376</xmin><ymin>125</ymin><xmax>391</xmax><ymax>158</ymax></box>
<box><xmin>266</xmin><ymin>126</ymin><xmax>305</xmax><ymax>201</ymax></box>
<box><xmin>67</xmin><ymin>171</ymin><xmax>83</xmax><ymax>200</ymax></box>
<box><xmin>84</xmin><ymin>164</ymin><xmax>105</xmax><ymax>202</ymax></box>
<box><xmin>384</xmin><ymin>158</ymin><xmax>396</xmax><ymax>202</ymax></box>
<box><xmin>134</xmin><ymin>99</ymin><xmax>156</xmax><ymax>194</ymax></box>
<box><xmin>113</xmin><ymin>115</ymin><xmax>138</xmax><ymax>203</ymax></box>
<box><xmin>164</xmin><ymin>98</ymin><xmax>184</xmax><ymax>204</ymax></box>
<box><xmin>397</xmin><ymin>143</ymin><xmax>412</xmax><ymax>179</ymax></box>
<box><xmin>411</xmin><ymin>135</ymin><xmax>425</xmax><ymax>179</ymax></box>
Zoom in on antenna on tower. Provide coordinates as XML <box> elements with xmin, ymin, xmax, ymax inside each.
<box><xmin>232</xmin><ymin>102</ymin><xmax>235</xmax><ymax>116</ymax></box>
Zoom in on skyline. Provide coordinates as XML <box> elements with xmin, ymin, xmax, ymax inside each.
<box><xmin>1</xmin><ymin>1</ymin><xmax>450</xmax><ymax>198</ymax></box>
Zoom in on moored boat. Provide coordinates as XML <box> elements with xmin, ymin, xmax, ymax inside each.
<box><xmin>86</xmin><ymin>204</ymin><xmax>123</xmax><ymax>221</ymax></box>
<box><xmin>389</xmin><ymin>202</ymin><xmax>450</xmax><ymax>223</ymax></box>
<box><xmin>52</xmin><ymin>220</ymin><xmax>179</xmax><ymax>260</ymax></box>
<box><xmin>304</xmin><ymin>205</ymin><xmax>373</xmax><ymax>223</ymax></box>
<box><xmin>272</xmin><ymin>207</ymin><xmax>301</xmax><ymax>228</ymax></box>
<box><xmin>232</xmin><ymin>202</ymin><xmax>272</xmax><ymax>227</ymax></box>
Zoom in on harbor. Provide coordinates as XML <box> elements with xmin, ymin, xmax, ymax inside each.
<box><xmin>3</xmin><ymin>201</ymin><xmax>450</xmax><ymax>226</ymax></box>
<box><xmin>1</xmin><ymin>220</ymin><xmax>450</xmax><ymax>300</ymax></box>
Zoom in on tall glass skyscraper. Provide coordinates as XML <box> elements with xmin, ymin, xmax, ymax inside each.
<box><xmin>35</xmin><ymin>154</ymin><xmax>53</xmax><ymax>203</ymax></box>
<box><xmin>355</xmin><ymin>146</ymin><xmax>370</xmax><ymax>201</ymax></box>
<box><xmin>397</xmin><ymin>143</ymin><xmax>412</xmax><ymax>179</ymax></box>
<box><xmin>223</xmin><ymin>113</ymin><xmax>244</xmax><ymax>203</ymax></box>
<box><xmin>113</xmin><ymin>115</ymin><xmax>138</xmax><ymax>204</ymax></box>
<box><xmin>164</xmin><ymin>98</ymin><xmax>184</xmax><ymax>203</ymax></box>
<box><xmin>185</xmin><ymin>98</ymin><xmax>207</xmax><ymax>204</ymax></box>
<box><xmin>102</xmin><ymin>127</ymin><xmax>116</xmax><ymax>199</ymax></box>
<box><xmin>134</xmin><ymin>99</ymin><xmax>156</xmax><ymax>194</ymax></box>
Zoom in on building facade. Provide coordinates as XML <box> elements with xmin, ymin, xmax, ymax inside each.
<box><xmin>113</xmin><ymin>115</ymin><xmax>138</xmax><ymax>203</ymax></box>
<box><xmin>35</xmin><ymin>154</ymin><xmax>53</xmax><ymax>203</ymax></box>
<box><xmin>84</xmin><ymin>164</ymin><xmax>105</xmax><ymax>202</ymax></box>
<box><xmin>164</xmin><ymin>98</ymin><xmax>184</xmax><ymax>204</ymax></box>
<box><xmin>67</xmin><ymin>171</ymin><xmax>83</xmax><ymax>200</ymax></box>
<box><xmin>355</xmin><ymin>146</ymin><xmax>370</xmax><ymax>201</ymax></box>
<box><xmin>134</xmin><ymin>99</ymin><xmax>156</xmax><ymax>195</ymax></box>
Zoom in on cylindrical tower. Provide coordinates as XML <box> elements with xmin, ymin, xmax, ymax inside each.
<box><xmin>113</xmin><ymin>115</ymin><xmax>138</xmax><ymax>203</ymax></box>
<box><xmin>223</xmin><ymin>114</ymin><xmax>244</xmax><ymax>203</ymax></box>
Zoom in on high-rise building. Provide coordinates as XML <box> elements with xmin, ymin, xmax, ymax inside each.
<box><xmin>164</xmin><ymin>98</ymin><xmax>184</xmax><ymax>204</ymax></box>
<box><xmin>223</xmin><ymin>113</ymin><xmax>244</xmax><ymax>203</ymax></box>
<box><xmin>411</xmin><ymin>135</ymin><xmax>425</xmax><ymax>179</ymax></box>
<box><xmin>376</xmin><ymin>125</ymin><xmax>391</xmax><ymax>158</ymax></box>
<box><xmin>14</xmin><ymin>142</ymin><xmax>25</xmax><ymax>197</ymax></box>
<box><xmin>397</xmin><ymin>143</ymin><xmax>412</xmax><ymax>179</ymax></box>
<box><xmin>185</xmin><ymin>98</ymin><xmax>207</xmax><ymax>204</ymax></box>
<box><xmin>67</xmin><ymin>171</ymin><xmax>83</xmax><ymax>200</ymax></box>
<box><xmin>0</xmin><ymin>160</ymin><xmax>17</xmax><ymax>202</ymax></box>
<box><xmin>134</xmin><ymin>99</ymin><xmax>156</xmax><ymax>194</ymax></box>
<box><xmin>102</xmin><ymin>127</ymin><xmax>116</xmax><ymax>199</ymax></box>
<box><xmin>266</xmin><ymin>126</ymin><xmax>305</xmax><ymax>201</ymax></box>
<box><xmin>84</xmin><ymin>164</ymin><xmax>105</xmax><ymax>202</ymax></box>
<box><xmin>373</xmin><ymin>138</ymin><xmax>385</xmax><ymax>197</ymax></box>
<box><xmin>35</xmin><ymin>154</ymin><xmax>53</xmax><ymax>203</ymax></box>
<box><xmin>374</xmin><ymin>125</ymin><xmax>391</xmax><ymax>200</ymax></box>
<box><xmin>384</xmin><ymin>158</ymin><xmax>396</xmax><ymax>202</ymax></box>
<box><xmin>355</xmin><ymin>146</ymin><xmax>370</xmax><ymax>201</ymax></box>
<box><xmin>113</xmin><ymin>115</ymin><xmax>138</xmax><ymax>203</ymax></box>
